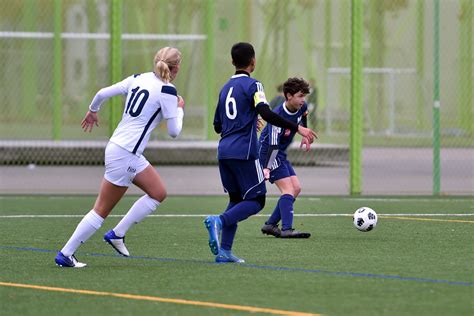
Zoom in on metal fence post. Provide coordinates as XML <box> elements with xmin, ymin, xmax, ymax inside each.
<box><xmin>350</xmin><ymin>0</ymin><xmax>363</xmax><ymax>195</ymax></box>
<box><xmin>109</xmin><ymin>0</ymin><xmax>123</xmax><ymax>136</ymax></box>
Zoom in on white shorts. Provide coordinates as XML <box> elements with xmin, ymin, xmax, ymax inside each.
<box><xmin>104</xmin><ymin>142</ymin><xmax>150</xmax><ymax>187</ymax></box>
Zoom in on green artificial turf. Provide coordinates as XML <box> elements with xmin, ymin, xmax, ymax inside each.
<box><xmin>0</xmin><ymin>195</ymin><xmax>473</xmax><ymax>315</ymax></box>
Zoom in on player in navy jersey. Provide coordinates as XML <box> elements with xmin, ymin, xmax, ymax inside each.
<box><xmin>204</xmin><ymin>42</ymin><xmax>317</xmax><ymax>263</ymax></box>
<box><xmin>259</xmin><ymin>77</ymin><xmax>313</xmax><ymax>238</ymax></box>
<box><xmin>55</xmin><ymin>47</ymin><xmax>184</xmax><ymax>268</ymax></box>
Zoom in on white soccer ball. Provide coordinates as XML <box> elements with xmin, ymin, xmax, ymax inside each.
<box><xmin>353</xmin><ymin>207</ymin><xmax>378</xmax><ymax>232</ymax></box>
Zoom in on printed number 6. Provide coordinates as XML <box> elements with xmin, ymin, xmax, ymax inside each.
<box><xmin>225</xmin><ymin>87</ymin><xmax>237</xmax><ymax>120</ymax></box>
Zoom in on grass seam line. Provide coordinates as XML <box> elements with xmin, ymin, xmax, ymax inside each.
<box><xmin>1</xmin><ymin>213</ymin><xmax>473</xmax><ymax>219</ymax></box>
<box><xmin>1</xmin><ymin>246</ymin><xmax>473</xmax><ymax>287</ymax></box>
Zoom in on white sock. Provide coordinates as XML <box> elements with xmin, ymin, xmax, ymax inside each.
<box><xmin>113</xmin><ymin>195</ymin><xmax>160</xmax><ymax>237</ymax></box>
<box><xmin>61</xmin><ymin>210</ymin><xmax>104</xmax><ymax>257</ymax></box>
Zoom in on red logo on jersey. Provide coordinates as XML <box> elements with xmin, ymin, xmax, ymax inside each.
<box><xmin>284</xmin><ymin>129</ymin><xmax>291</xmax><ymax>136</ymax></box>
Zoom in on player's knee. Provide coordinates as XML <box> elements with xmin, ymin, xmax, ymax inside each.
<box><xmin>93</xmin><ymin>200</ymin><xmax>113</xmax><ymax>218</ymax></box>
<box><xmin>255</xmin><ymin>194</ymin><xmax>266</xmax><ymax>210</ymax></box>
<box><xmin>149</xmin><ymin>189</ymin><xmax>167</xmax><ymax>202</ymax></box>
<box><xmin>229</xmin><ymin>192</ymin><xmax>243</xmax><ymax>204</ymax></box>
<box><xmin>293</xmin><ymin>186</ymin><xmax>302</xmax><ymax>197</ymax></box>
<box><xmin>243</xmin><ymin>195</ymin><xmax>265</xmax><ymax>217</ymax></box>
<box><xmin>92</xmin><ymin>207</ymin><xmax>110</xmax><ymax>219</ymax></box>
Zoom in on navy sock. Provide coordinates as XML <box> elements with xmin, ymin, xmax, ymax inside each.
<box><xmin>218</xmin><ymin>201</ymin><xmax>236</xmax><ymax>226</ymax></box>
<box><xmin>220</xmin><ymin>223</ymin><xmax>237</xmax><ymax>251</ymax></box>
<box><xmin>219</xmin><ymin>201</ymin><xmax>238</xmax><ymax>251</ymax></box>
<box><xmin>225</xmin><ymin>201</ymin><xmax>237</xmax><ymax>212</ymax></box>
<box><xmin>219</xmin><ymin>200</ymin><xmax>262</xmax><ymax>251</ymax></box>
<box><xmin>279</xmin><ymin>194</ymin><xmax>295</xmax><ymax>230</ymax></box>
<box><xmin>266</xmin><ymin>203</ymin><xmax>281</xmax><ymax>225</ymax></box>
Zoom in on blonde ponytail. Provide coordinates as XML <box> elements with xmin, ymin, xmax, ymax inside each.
<box><xmin>153</xmin><ymin>47</ymin><xmax>182</xmax><ymax>83</ymax></box>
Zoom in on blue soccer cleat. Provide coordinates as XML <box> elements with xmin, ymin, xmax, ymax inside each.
<box><xmin>215</xmin><ymin>249</ymin><xmax>245</xmax><ymax>263</ymax></box>
<box><xmin>104</xmin><ymin>229</ymin><xmax>130</xmax><ymax>257</ymax></box>
<box><xmin>55</xmin><ymin>251</ymin><xmax>87</xmax><ymax>268</ymax></box>
<box><xmin>204</xmin><ymin>215</ymin><xmax>222</xmax><ymax>255</ymax></box>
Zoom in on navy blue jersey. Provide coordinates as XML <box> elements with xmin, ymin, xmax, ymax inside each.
<box><xmin>214</xmin><ymin>73</ymin><xmax>269</xmax><ymax>160</ymax></box>
<box><xmin>258</xmin><ymin>102</ymin><xmax>308</xmax><ymax>168</ymax></box>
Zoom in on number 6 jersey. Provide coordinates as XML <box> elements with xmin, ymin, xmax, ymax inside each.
<box><xmin>89</xmin><ymin>72</ymin><xmax>179</xmax><ymax>156</ymax></box>
<box><xmin>213</xmin><ymin>72</ymin><xmax>268</xmax><ymax>160</ymax></box>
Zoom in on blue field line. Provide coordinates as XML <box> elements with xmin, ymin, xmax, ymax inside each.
<box><xmin>1</xmin><ymin>245</ymin><xmax>473</xmax><ymax>287</ymax></box>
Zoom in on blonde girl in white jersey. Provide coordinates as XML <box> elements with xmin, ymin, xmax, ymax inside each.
<box><xmin>55</xmin><ymin>47</ymin><xmax>184</xmax><ymax>268</ymax></box>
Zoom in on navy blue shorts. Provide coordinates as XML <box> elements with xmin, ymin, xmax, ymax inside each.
<box><xmin>268</xmin><ymin>159</ymin><xmax>296</xmax><ymax>184</ymax></box>
<box><xmin>218</xmin><ymin>159</ymin><xmax>266</xmax><ymax>200</ymax></box>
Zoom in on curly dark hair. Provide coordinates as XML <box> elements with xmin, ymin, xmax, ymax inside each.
<box><xmin>283</xmin><ymin>77</ymin><xmax>310</xmax><ymax>98</ymax></box>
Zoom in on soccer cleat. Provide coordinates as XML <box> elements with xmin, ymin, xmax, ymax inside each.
<box><xmin>261</xmin><ymin>223</ymin><xmax>281</xmax><ymax>237</ymax></box>
<box><xmin>104</xmin><ymin>229</ymin><xmax>130</xmax><ymax>257</ymax></box>
<box><xmin>215</xmin><ymin>249</ymin><xmax>245</xmax><ymax>263</ymax></box>
<box><xmin>279</xmin><ymin>229</ymin><xmax>311</xmax><ymax>239</ymax></box>
<box><xmin>55</xmin><ymin>251</ymin><xmax>87</xmax><ymax>268</ymax></box>
<box><xmin>204</xmin><ymin>215</ymin><xmax>222</xmax><ymax>255</ymax></box>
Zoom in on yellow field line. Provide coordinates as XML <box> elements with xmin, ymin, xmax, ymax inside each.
<box><xmin>0</xmin><ymin>281</ymin><xmax>320</xmax><ymax>316</ymax></box>
<box><xmin>379</xmin><ymin>216</ymin><xmax>474</xmax><ymax>223</ymax></box>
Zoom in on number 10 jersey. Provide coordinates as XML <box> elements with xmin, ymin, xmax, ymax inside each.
<box><xmin>109</xmin><ymin>72</ymin><xmax>179</xmax><ymax>156</ymax></box>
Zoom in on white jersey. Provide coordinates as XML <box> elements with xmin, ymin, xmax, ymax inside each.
<box><xmin>90</xmin><ymin>72</ymin><xmax>180</xmax><ymax>156</ymax></box>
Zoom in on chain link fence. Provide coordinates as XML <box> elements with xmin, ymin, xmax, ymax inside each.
<box><xmin>0</xmin><ymin>0</ymin><xmax>472</xmax><ymax>195</ymax></box>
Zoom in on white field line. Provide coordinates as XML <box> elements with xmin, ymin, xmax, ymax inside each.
<box><xmin>0</xmin><ymin>213</ymin><xmax>473</xmax><ymax>218</ymax></box>
<box><xmin>1</xmin><ymin>196</ymin><xmax>472</xmax><ymax>203</ymax></box>
<box><xmin>306</xmin><ymin>197</ymin><xmax>473</xmax><ymax>203</ymax></box>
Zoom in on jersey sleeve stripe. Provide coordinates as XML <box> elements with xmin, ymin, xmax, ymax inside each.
<box><xmin>272</xmin><ymin>159</ymin><xmax>279</xmax><ymax>170</ymax></box>
<box><xmin>255</xmin><ymin>159</ymin><xmax>264</xmax><ymax>182</ymax></box>
<box><xmin>271</xmin><ymin>126</ymin><xmax>279</xmax><ymax>145</ymax></box>
<box><xmin>161</xmin><ymin>85</ymin><xmax>177</xmax><ymax>96</ymax></box>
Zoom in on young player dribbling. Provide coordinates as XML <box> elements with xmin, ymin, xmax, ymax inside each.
<box><xmin>259</xmin><ymin>77</ymin><xmax>313</xmax><ymax>239</ymax></box>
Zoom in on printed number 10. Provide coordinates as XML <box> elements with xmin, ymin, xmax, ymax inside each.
<box><xmin>125</xmin><ymin>86</ymin><xmax>150</xmax><ymax>117</ymax></box>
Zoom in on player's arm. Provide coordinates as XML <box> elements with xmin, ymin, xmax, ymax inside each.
<box><xmin>253</xmin><ymin>81</ymin><xmax>299</xmax><ymax>133</ymax></box>
<box><xmin>299</xmin><ymin>105</ymin><xmax>312</xmax><ymax>152</ymax></box>
<box><xmin>256</xmin><ymin>104</ymin><xmax>298</xmax><ymax>131</ymax></box>
<box><xmin>213</xmin><ymin>101</ymin><xmax>222</xmax><ymax>134</ymax></box>
<box><xmin>301</xmin><ymin>103</ymin><xmax>309</xmax><ymax>128</ymax></box>
<box><xmin>166</xmin><ymin>110</ymin><xmax>184</xmax><ymax>138</ymax></box>
<box><xmin>161</xmin><ymin>85</ymin><xmax>184</xmax><ymax>138</ymax></box>
<box><xmin>299</xmin><ymin>102</ymin><xmax>318</xmax><ymax>141</ymax></box>
<box><xmin>88</xmin><ymin>76</ymin><xmax>133</xmax><ymax>113</ymax></box>
<box><xmin>82</xmin><ymin>76</ymin><xmax>132</xmax><ymax>132</ymax></box>
<box><xmin>257</xmin><ymin>104</ymin><xmax>316</xmax><ymax>151</ymax></box>
<box><xmin>254</xmin><ymin>82</ymin><xmax>317</xmax><ymax>142</ymax></box>
<box><xmin>256</xmin><ymin>115</ymin><xmax>265</xmax><ymax>132</ymax></box>
<box><xmin>302</xmin><ymin>111</ymin><xmax>308</xmax><ymax>128</ymax></box>
<box><xmin>166</xmin><ymin>95</ymin><xmax>185</xmax><ymax>138</ymax></box>
<box><xmin>214</xmin><ymin>111</ymin><xmax>222</xmax><ymax>134</ymax></box>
